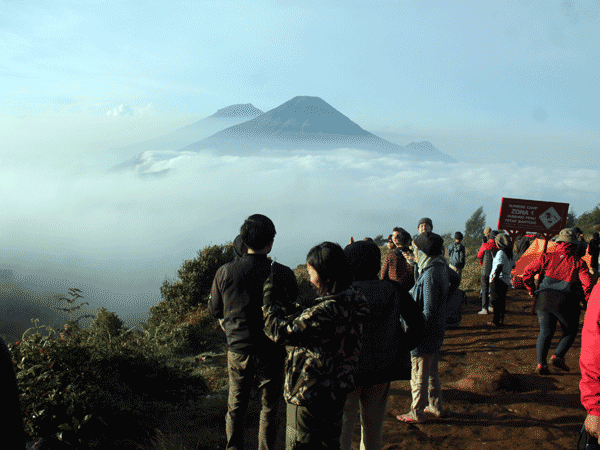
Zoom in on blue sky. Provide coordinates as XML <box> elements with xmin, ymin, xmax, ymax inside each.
<box><xmin>1</xmin><ymin>1</ymin><xmax>599</xmax><ymax>321</ymax></box>
<box><xmin>2</xmin><ymin>1</ymin><xmax>599</xmax><ymax>134</ymax></box>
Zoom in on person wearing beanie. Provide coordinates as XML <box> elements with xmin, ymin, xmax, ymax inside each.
<box><xmin>488</xmin><ymin>234</ymin><xmax>516</xmax><ymax>327</ymax></box>
<box><xmin>381</xmin><ymin>227</ymin><xmax>415</xmax><ymax>291</ymax></box>
<box><xmin>397</xmin><ymin>232</ymin><xmax>460</xmax><ymax>423</ymax></box>
<box><xmin>522</xmin><ymin>228</ymin><xmax>593</xmax><ymax>375</ymax></box>
<box><xmin>340</xmin><ymin>240</ymin><xmax>424</xmax><ymax>450</ymax></box>
<box><xmin>477</xmin><ymin>230</ymin><xmax>499</xmax><ymax>315</ymax></box>
<box><xmin>448</xmin><ymin>231</ymin><xmax>466</xmax><ymax>282</ymax></box>
<box><xmin>417</xmin><ymin>218</ymin><xmax>433</xmax><ymax>234</ymax></box>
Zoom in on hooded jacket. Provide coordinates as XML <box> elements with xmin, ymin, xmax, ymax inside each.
<box><xmin>521</xmin><ymin>242</ymin><xmax>593</xmax><ymax>302</ymax></box>
<box><xmin>409</xmin><ymin>257</ymin><xmax>458</xmax><ymax>355</ymax></box>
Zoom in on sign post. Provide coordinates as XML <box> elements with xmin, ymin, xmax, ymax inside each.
<box><xmin>498</xmin><ymin>197</ymin><xmax>569</xmax><ymax>251</ymax></box>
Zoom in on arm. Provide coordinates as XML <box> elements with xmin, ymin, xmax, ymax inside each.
<box><xmin>457</xmin><ymin>244</ymin><xmax>466</xmax><ymax>269</ymax></box>
<box><xmin>263</xmin><ymin>271</ymin><xmax>339</xmax><ymax>346</ymax></box>
<box><xmin>578</xmin><ymin>260</ymin><xmax>594</xmax><ymax>303</ymax></box>
<box><xmin>522</xmin><ymin>255</ymin><xmax>544</xmax><ymax>297</ymax></box>
<box><xmin>381</xmin><ymin>253</ymin><xmax>390</xmax><ymax>280</ymax></box>
<box><xmin>208</xmin><ymin>266</ymin><xmax>225</xmax><ymax>319</ymax></box>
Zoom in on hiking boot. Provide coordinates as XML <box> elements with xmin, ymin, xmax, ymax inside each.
<box><xmin>478</xmin><ymin>309</ymin><xmax>489</xmax><ymax>315</ymax></box>
<box><xmin>551</xmin><ymin>355</ymin><xmax>570</xmax><ymax>371</ymax></box>
<box><xmin>536</xmin><ymin>363</ymin><xmax>550</xmax><ymax>375</ymax></box>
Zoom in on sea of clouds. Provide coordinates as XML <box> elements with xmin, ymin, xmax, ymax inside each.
<box><xmin>1</xmin><ymin>145</ymin><xmax>599</xmax><ymax>323</ymax></box>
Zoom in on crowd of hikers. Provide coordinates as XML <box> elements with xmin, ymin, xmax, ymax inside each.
<box><xmin>2</xmin><ymin>213</ymin><xmax>600</xmax><ymax>449</ymax></box>
<box><xmin>208</xmin><ymin>214</ymin><xmax>600</xmax><ymax>450</ymax></box>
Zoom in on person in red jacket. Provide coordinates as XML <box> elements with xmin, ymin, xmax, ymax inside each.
<box><xmin>580</xmin><ymin>283</ymin><xmax>600</xmax><ymax>441</ymax></box>
<box><xmin>522</xmin><ymin>228</ymin><xmax>593</xmax><ymax>375</ymax></box>
<box><xmin>477</xmin><ymin>231</ymin><xmax>498</xmax><ymax>314</ymax></box>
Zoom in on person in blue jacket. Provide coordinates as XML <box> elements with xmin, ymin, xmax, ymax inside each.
<box><xmin>397</xmin><ymin>232</ymin><xmax>459</xmax><ymax>423</ymax></box>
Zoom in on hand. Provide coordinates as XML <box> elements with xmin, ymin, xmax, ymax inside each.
<box><xmin>585</xmin><ymin>414</ymin><xmax>600</xmax><ymax>439</ymax></box>
<box><xmin>490</xmin><ymin>276</ymin><xmax>496</xmax><ymax>283</ymax></box>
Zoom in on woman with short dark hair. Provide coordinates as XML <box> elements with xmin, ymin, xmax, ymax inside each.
<box><xmin>262</xmin><ymin>242</ymin><xmax>369</xmax><ymax>449</ymax></box>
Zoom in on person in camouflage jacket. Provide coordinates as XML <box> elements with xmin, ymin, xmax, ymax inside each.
<box><xmin>262</xmin><ymin>242</ymin><xmax>369</xmax><ymax>450</ymax></box>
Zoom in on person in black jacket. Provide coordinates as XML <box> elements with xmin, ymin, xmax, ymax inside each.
<box><xmin>0</xmin><ymin>337</ymin><xmax>26</xmax><ymax>449</ymax></box>
<box><xmin>340</xmin><ymin>240</ymin><xmax>424</xmax><ymax>450</ymax></box>
<box><xmin>209</xmin><ymin>214</ymin><xmax>297</xmax><ymax>450</ymax></box>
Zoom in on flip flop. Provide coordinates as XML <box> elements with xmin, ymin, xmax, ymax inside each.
<box><xmin>396</xmin><ymin>413</ymin><xmax>424</xmax><ymax>424</ymax></box>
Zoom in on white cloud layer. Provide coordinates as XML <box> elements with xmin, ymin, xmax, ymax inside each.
<box><xmin>1</xmin><ymin>146</ymin><xmax>598</xmax><ymax>318</ymax></box>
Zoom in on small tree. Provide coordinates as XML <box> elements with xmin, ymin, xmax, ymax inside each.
<box><xmin>464</xmin><ymin>206</ymin><xmax>486</xmax><ymax>251</ymax></box>
<box><xmin>566</xmin><ymin>209</ymin><xmax>577</xmax><ymax>228</ymax></box>
<box><xmin>576</xmin><ymin>204</ymin><xmax>600</xmax><ymax>234</ymax></box>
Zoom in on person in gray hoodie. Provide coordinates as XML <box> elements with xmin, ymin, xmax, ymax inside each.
<box><xmin>397</xmin><ymin>232</ymin><xmax>459</xmax><ymax>423</ymax></box>
<box><xmin>340</xmin><ymin>240</ymin><xmax>424</xmax><ymax>450</ymax></box>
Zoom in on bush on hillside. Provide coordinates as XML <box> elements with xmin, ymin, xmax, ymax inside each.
<box><xmin>11</xmin><ymin>307</ymin><xmax>208</xmax><ymax>448</ymax></box>
<box><xmin>145</xmin><ymin>243</ymin><xmax>234</xmax><ymax>354</ymax></box>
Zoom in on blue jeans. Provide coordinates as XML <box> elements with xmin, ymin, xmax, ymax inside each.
<box><xmin>536</xmin><ymin>309</ymin><xmax>580</xmax><ymax>365</ymax></box>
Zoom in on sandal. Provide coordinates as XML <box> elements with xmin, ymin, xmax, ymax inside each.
<box><xmin>396</xmin><ymin>413</ymin><xmax>425</xmax><ymax>424</ymax></box>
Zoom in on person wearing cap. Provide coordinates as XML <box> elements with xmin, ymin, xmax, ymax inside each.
<box><xmin>522</xmin><ymin>228</ymin><xmax>593</xmax><ymax>375</ymax></box>
<box><xmin>417</xmin><ymin>218</ymin><xmax>433</xmax><ymax>235</ymax></box>
<box><xmin>397</xmin><ymin>232</ymin><xmax>460</xmax><ymax>423</ymax></box>
<box><xmin>341</xmin><ymin>240</ymin><xmax>424</xmax><ymax>450</ymax></box>
<box><xmin>381</xmin><ymin>227</ymin><xmax>415</xmax><ymax>291</ymax></box>
<box><xmin>477</xmin><ymin>230</ymin><xmax>499</xmax><ymax>315</ymax></box>
<box><xmin>488</xmin><ymin>234</ymin><xmax>516</xmax><ymax>327</ymax></box>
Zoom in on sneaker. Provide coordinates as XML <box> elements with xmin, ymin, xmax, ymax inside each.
<box><xmin>488</xmin><ymin>306</ymin><xmax>494</xmax><ymax>313</ymax></box>
<box><xmin>536</xmin><ymin>363</ymin><xmax>550</xmax><ymax>375</ymax></box>
<box><xmin>551</xmin><ymin>355</ymin><xmax>570</xmax><ymax>371</ymax></box>
<box><xmin>478</xmin><ymin>309</ymin><xmax>489</xmax><ymax>315</ymax></box>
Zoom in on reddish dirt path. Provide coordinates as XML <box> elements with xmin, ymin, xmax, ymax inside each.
<box><xmin>162</xmin><ymin>288</ymin><xmax>588</xmax><ymax>449</ymax></box>
<box><xmin>379</xmin><ymin>289</ymin><xmax>586</xmax><ymax>450</ymax></box>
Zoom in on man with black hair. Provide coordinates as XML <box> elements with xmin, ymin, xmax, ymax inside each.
<box><xmin>209</xmin><ymin>214</ymin><xmax>298</xmax><ymax>450</ymax></box>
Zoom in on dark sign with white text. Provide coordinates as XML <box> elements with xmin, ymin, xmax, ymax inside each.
<box><xmin>498</xmin><ymin>197</ymin><xmax>569</xmax><ymax>235</ymax></box>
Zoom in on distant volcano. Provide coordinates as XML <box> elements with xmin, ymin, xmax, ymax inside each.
<box><xmin>183</xmin><ymin>96</ymin><xmax>455</xmax><ymax>162</ymax></box>
<box><xmin>109</xmin><ymin>103</ymin><xmax>264</xmax><ymax>171</ymax></box>
<box><xmin>210</xmin><ymin>103</ymin><xmax>263</xmax><ymax>118</ymax></box>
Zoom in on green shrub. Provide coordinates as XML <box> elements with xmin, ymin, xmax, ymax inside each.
<box><xmin>160</xmin><ymin>243</ymin><xmax>235</xmax><ymax>308</ymax></box>
<box><xmin>10</xmin><ymin>288</ymin><xmax>211</xmax><ymax>448</ymax></box>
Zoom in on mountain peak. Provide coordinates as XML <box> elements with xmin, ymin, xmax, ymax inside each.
<box><xmin>210</xmin><ymin>103</ymin><xmax>263</xmax><ymax>118</ymax></box>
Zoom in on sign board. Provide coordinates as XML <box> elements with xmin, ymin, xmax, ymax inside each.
<box><xmin>498</xmin><ymin>197</ymin><xmax>569</xmax><ymax>236</ymax></box>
